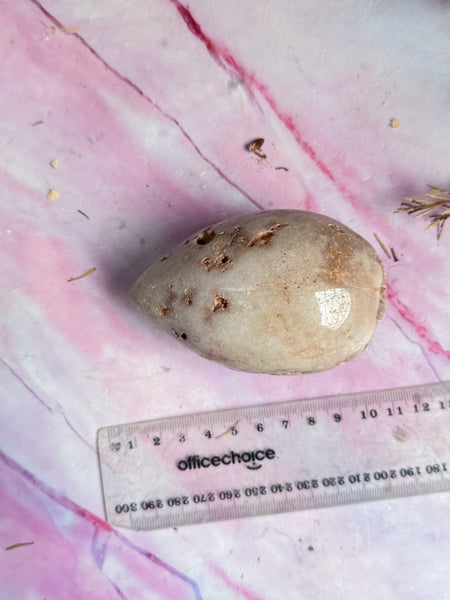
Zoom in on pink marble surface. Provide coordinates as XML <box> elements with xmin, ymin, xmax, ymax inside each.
<box><xmin>1</xmin><ymin>1</ymin><xmax>450</xmax><ymax>598</ymax></box>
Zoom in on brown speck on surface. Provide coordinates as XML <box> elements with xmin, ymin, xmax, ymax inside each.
<box><xmin>201</xmin><ymin>253</ymin><xmax>232</xmax><ymax>272</ymax></box>
<box><xmin>171</xmin><ymin>328</ymin><xmax>187</xmax><ymax>340</ymax></box>
<box><xmin>390</xmin><ymin>247</ymin><xmax>399</xmax><ymax>262</ymax></box>
<box><xmin>230</xmin><ymin>226</ymin><xmax>249</xmax><ymax>246</ymax></box>
<box><xmin>77</xmin><ymin>209</ymin><xmax>90</xmax><ymax>219</ymax></box>
<box><xmin>327</xmin><ymin>224</ymin><xmax>345</xmax><ymax>233</ymax></box>
<box><xmin>201</xmin><ymin>257</ymin><xmax>212</xmax><ymax>271</ymax></box>
<box><xmin>390</xmin><ymin>118</ymin><xmax>400</xmax><ymax>128</ymax></box>
<box><xmin>31</xmin><ymin>120</ymin><xmax>44</xmax><ymax>126</ymax></box>
<box><xmin>246</xmin><ymin>138</ymin><xmax>266</xmax><ymax>158</ymax></box>
<box><xmin>412</xmin><ymin>393</ymin><xmax>423</xmax><ymax>405</ymax></box>
<box><xmin>160</xmin><ymin>256</ymin><xmax>168</xmax><ymax>261</ymax></box>
<box><xmin>157</xmin><ymin>290</ymin><xmax>176</xmax><ymax>317</ymax></box>
<box><xmin>67</xmin><ymin>267</ymin><xmax>96</xmax><ymax>282</ymax></box>
<box><xmin>275</xmin><ymin>166</ymin><xmax>289</xmax><ymax>171</ymax></box>
<box><xmin>183</xmin><ymin>288</ymin><xmax>194</xmax><ymax>306</ymax></box>
<box><xmin>377</xmin><ymin>285</ymin><xmax>387</xmax><ymax>321</ymax></box>
<box><xmin>196</xmin><ymin>228</ymin><xmax>216</xmax><ymax>245</ymax></box>
<box><xmin>308</xmin><ymin>545</ymin><xmax>314</xmax><ymax>551</ymax></box>
<box><xmin>393</xmin><ymin>425</ymin><xmax>409</xmax><ymax>442</ymax></box>
<box><xmin>375</xmin><ymin>257</ymin><xmax>387</xmax><ymax>321</ymax></box>
<box><xmin>247</xmin><ymin>222</ymin><xmax>288</xmax><ymax>247</ymax></box>
<box><xmin>320</xmin><ymin>231</ymin><xmax>356</xmax><ymax>286</ymax></box>
<box><xmin>212</xmin><ymin>295</ymin><xmax>229</xmax><ymax>312</ymax></box>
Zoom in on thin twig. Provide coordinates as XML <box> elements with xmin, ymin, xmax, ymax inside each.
<box><xmin>67</xmin><ymin>267</ymin><xmax>96</xmax><ymax>282</ymax></box>
<box><xmin>215</xmin><ymin>421</ymin><xmax>239</xmax><ymax>439</ymax></box>
<box><xmin>5</xmin><ymin>542</ymin><xmax>34</xmax><ymax>551</ymax></box>
<box><xmin>373</xmin><ymin>233</ymin><xmax>391</xmax><ymax>259</ymax></box>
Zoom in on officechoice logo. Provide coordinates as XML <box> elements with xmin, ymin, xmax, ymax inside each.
<box><xmin>177</xmin><ymin>448</ymin><xmax>276</xmax><ymax>471</ymax></box>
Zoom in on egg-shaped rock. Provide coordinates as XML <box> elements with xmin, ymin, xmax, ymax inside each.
<box><xmin>130</xmin><ymin>210</ymin><xmax>386</xmax><ymax>375</ymax></box>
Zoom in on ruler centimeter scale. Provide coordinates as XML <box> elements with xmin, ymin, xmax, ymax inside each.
<box><xmin>98</xmin><ymin>380</ymin><xmax>450</xmax><ymax>530</ymax></box>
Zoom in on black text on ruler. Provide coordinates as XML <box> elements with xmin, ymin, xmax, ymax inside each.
<box><xmin>98</xmin><ymin>380</ymin><xmax>450</xmax><ymax>530</ymax></box>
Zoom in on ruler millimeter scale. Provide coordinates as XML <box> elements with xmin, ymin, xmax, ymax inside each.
<box><xmin>98</xmin><ymin>381</ymin><xmax>450</xmax><ymax>530</ymax></box>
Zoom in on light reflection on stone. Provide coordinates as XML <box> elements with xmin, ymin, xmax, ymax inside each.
<box><xmin>314</xmin><ymin>288</ymin><xmax>351</xmax><ymax>330</ymax></box>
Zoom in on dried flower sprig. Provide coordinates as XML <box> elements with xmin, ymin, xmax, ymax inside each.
<box><xmin>396</xmin><ymin>186</ymin><xmax>450</xmax><ymax>240</ymax></box>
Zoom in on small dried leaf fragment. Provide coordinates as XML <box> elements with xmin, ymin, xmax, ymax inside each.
<box><xmin>50</xmin><ymin>159</ymin><xmax>59</xmax><ymax>169</ymax></box>
<box><xmin>247</xmin><ymin>138</ymin><xmax>266</xmax><ymax>158</ymax></box>
<box><xmin>47</xmin><ymin>189</ymin><xmax>60</xmax><ymax>200</ymax></box>
<box><xmin>390</xmin><ymin>118</ymin><xmax>400</xmax><ymax>128</ymax></box>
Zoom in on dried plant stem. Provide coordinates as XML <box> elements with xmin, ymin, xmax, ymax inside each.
<box><xmin>373</xmin><ymin>233</ymin><xmax>391</xmax><ymax>259</ymax></box>
<box><xmin>67</xmin><ymin>267</ymin><xmax>96</xmax><ymax>282</ymax></box>
<box><xmin>5</xmin><ymin>542</ymin><xmax>34</xmax><ymax>551</ymax></box>
<box><xmin>396</xmin><ymin>186</ymin><xmax>450</xmax><ymax>239</ymax></box>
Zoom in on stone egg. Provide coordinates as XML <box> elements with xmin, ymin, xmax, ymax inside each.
<box><xmin>130</xmin><ymin>210</ymin><xmax>386</xmax><ymax>375</ymax></box>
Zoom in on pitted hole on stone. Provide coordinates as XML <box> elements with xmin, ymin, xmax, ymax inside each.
<box><xmin>201</xmin><ymin>254</ymin><xmax>232</xmax><ymax>272</ymax></box>
<box><xmin>172</xmin><ymin>328</ymin><xmax>188</xmax><ymax>340</ymax></box>
<box><xmin>183</xmin><ymin>288</ymin><xmax>194</xmax><ymax>306</ymax></box>
<box><xmin>212</xmin><ymin>295</ymin><xmax>229</xmax><ymax>312</ymax></box>
<box><xmin>156</xmin><ymin>288</ymin><xmax>176</xmax><ymax>318</ymax></box>
<box><xmin>247</xmin><ymin>223</ymin><xmax>288</xmax><ymax>247</ymax></box>
<box><xmin>196</xmin><ymin>228</ymin><xmax>216</xmax><ymax>245</ymax></box>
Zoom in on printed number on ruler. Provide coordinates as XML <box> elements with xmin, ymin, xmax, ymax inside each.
<box><xmin>98</xmin><ymin>381</ymin><xmax>450</xmax><ymax>530</ymax></box>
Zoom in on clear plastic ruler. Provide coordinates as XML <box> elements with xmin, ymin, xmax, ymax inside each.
<box><xmin>98</xmin><ymin>380</ymin><xmax>450</xmax><ymax>530</ymax></box>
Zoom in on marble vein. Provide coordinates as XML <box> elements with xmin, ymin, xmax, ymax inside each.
<box><xmin>0</xmin><ymin>356</ymin><xmax>53</xmax><ymax>414</ymax></box>
<box><xmin>169</xmin><ymin>0</ymin><xmax>346</xmax><ymax>196</ymax></box>
<box><xmin>165</xmin><ymin>1</ymin><xmax>450</xmax><ymax>350</ymax></box>
<box><xmin>28</xmin><ymin>0</ymin><xmax>264</xmax><ymax>211</ymax></box>
<box><xmin>387</xmin><ymin>286</ymin><xmax>450</xmax><ymax>362</ymax></box>
<box><xmin>209</xmin><ymin>562</ymin><xmax>264</xmax><ymax>600</ymax></box>
<box><xmin>1</xmin><ymin>1</ymin><xmax>450</xmax><ymax>598</ymax></box>
<box><xmin>0</xmin><ymin>357</ymin><xmax>96</xmax><ymax>453</ymax></box>
<box><xmin>388</xmin><ymin>317</ymin><xmax>441</xmax><ymax>380</ymax></box>
<box><xmin>0</xmin><ymin>448</ymin><xmax>204</xmax><ymax>600</ymax></box>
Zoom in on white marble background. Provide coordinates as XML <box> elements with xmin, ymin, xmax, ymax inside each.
<box><xmin>1</xmin><ymin>1</ymin><xmax>450</xmax><ymax>598</ymax></box>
